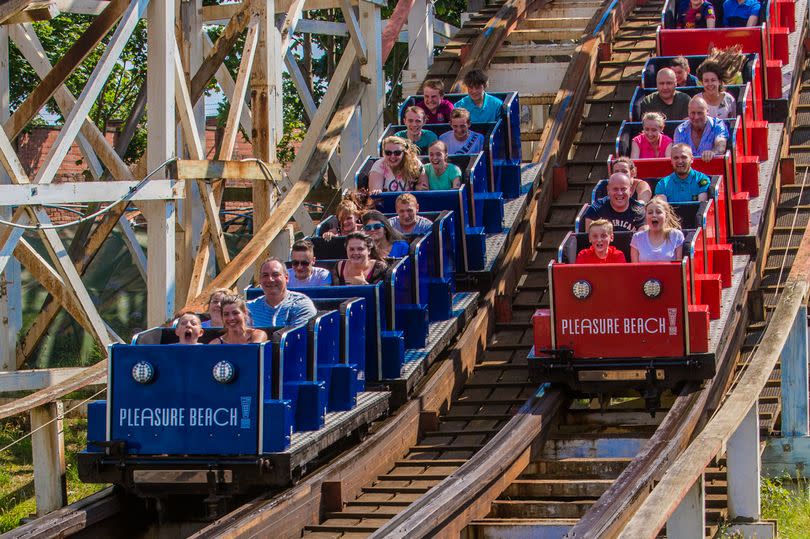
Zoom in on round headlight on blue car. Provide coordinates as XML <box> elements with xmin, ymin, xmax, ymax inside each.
<box><xmin>212</xmin><ymin>361</ymin><xmax>236</xmax><ymax>384</ymax></box>
<box><xmin>132</xmin><ymin>361</ymin><xmax>155</xmax><ymax>384</ymax></box>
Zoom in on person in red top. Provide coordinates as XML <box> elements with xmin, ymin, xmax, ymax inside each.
<box><xmin>575</xmin><ymin>219</ymin><xmax>627</xmax><ymax>264</ymax></box>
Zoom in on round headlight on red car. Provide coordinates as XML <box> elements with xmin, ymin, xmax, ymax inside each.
<box><xmin>643</xmin><ymin>279</ymin><xmax>663</xmax><ymax>298</ymax></box>
<box><xmin>572</xmin><ymin>280</ymin><xmax>592</xmax><ymax>300</ymax></box>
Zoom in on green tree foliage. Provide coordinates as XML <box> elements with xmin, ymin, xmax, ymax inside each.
<box><xmin>9</xmin><ymin>14</ymin><xmax>147</xmax><ymax>162</ymax></box>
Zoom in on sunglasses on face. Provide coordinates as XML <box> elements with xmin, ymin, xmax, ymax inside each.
<box><xmin>384</xmin><ymin>150</ymin><xmax>404</xmax><ymax>156</ymax></box>
<box><xmin>291</xmin><ymin>260</ymin><xmax>311</xmax><ymax>267</ymax></box>
<box><xmin>364</xmin><ymin>223</ymin><xmax>385</xmax><ymax>231</ymax></box>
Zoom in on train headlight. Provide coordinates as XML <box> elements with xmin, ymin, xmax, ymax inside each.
<box><xmin>212</xmin><ymin>361</ymin><xmax>236</xmax><ymax>384</ymax></box>
<box><xmin>643</xmin><ymin>279</ymin><xmax>663</xmax><ymax>298</ymax></box>
<box><xmin>132</xmin><ymin>361</ymin><xmax>155</xmax><ymax>384</ymax></box>
<box><xmin>572</xmin><ymin>280</ymin><xmax>592</xmax><ymax>300</ymax></box>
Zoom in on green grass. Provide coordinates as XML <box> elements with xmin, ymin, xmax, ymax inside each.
<box><xmin>0</xmin><ymin>416</ymin><xmax>106</xmax><ymax>533</ymax></box>
<box><xmin>761</xmin><ymin>476</ymin><xmax>810</xmax><ymax>539</ymax></box>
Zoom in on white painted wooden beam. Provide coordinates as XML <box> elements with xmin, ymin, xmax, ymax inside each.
<box><xmin>0</xmin><ymin>367</ymin><xmax>89</xmax><ymax>392</ymax></box>
<box><xmin>341</xmin><ymin>0</ymin><xmax>367</xmax><ymax>63</ymax></box>
<box><xmin>202</xmin><ymin>33</ymin><xmax>252</xmax><ymax>136</ymax></box>
<box><xmin>31</xmin><ymin>401</ymin><xmax>66</xmax><ymax>516</ymax></box>
<box><xmin>0</xmin><ymin>24</ymin><xmax>21</xmax><ymax>372</ymax></box>
<box><xmin>0</xmin><ymin>180</ymin><xmax>182</xmax><ymax>204</ymax></box>
<box><xmin>727</xmin><ymin>403</ymin><xmax>761</xmax><ymax>520</ymax></box>
<box><xmin>359</xmin><ymin>0</ymin><xmax>383</xmax><ymax>157</ymax></box>
<box><xmin>665</xmin><ymin>474</ymin><xmax>705</xmax><ymax>539</ymax></box>
<box><xmin>145</xmin><ymin>0</ymin><xmax>176</xmax><ymax>326</ymax></box>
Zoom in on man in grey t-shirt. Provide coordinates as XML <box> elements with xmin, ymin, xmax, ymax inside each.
<box><xmin>390</xmin><ymin>193</ymin><xmax>433</xmax><ymax>235</ymax></box>
<box><xmin>640</xmin><ymin>68</ymin><xmax>690</xmax><ymax>121</ymax></box>
<box><xmin>439</xmin><ymin>107</ymin><xmax>484</xmax><ymax>155</ymax></box>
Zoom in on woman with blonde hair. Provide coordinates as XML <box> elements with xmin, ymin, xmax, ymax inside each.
<box><xmin>368</xmin><ymin>136</ymin><xmax>428</xmax><ymax>194</ymax></box>
<box><xmin>630</xmin><ymin>196</ymin><xmax>684</xmax><ymax>262</ymax></box>
<box><xmin>209</xmin><ymin>295</ymin><xmax>268</xmax><ymax>344</ymax></box>
<box><xmin>630</xmin><ymin>112</ymin><xmax>673</xmax><ymax>159</ymax></box>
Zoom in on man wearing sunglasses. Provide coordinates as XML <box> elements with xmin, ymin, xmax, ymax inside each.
<box><xmin>288</xmin><ymin>239</ymin><xmax>332</xmax><ymax>287</ymax></box>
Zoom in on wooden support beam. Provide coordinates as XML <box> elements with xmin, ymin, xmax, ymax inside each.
<box><xmin>190</xmin><ymin>0</ymin><xmax>251</xmax><ymax>104</ymax></box>
<box><xmin>30</xmin><ymin>401</ymin><xmax>66</xmax><ymax>516</ymax></box>
<box><xmin>0</xmin><ymin>23</ymin><xmax>21</xmax><ymax>372</ymax></box>
<box><xmin>145</xmin><ymin>0</ymin><xmax>175</xmax><ymax>326</ymax></box>
<box><xmin>0</xmin><ymin>180</ymin><xmax>182</xmax><ymax>204</ymax></box>
<box><xmin>781</xmin><ymin>305</ymin><xmax>809</xmax><ymax>436</ymax></box>
<box><xmin>202</xmin><ymin>32</ymin><xmax>252</xmax><ymax>135</ymax></box>
<box><xmin>172</xmin><ymin>159</ymin><xmax>282</xmax><ymax>182</ymax></box>
<box><xmin>727</xmin><ymin>403</ymin><xmax>761</xmax><ymax>520</ymax></box>
<box><xmin>219</xmin><ymin>18</ymin><xmax>259</xmax><ymax>161</ymax></box>
<box><xmin>665</xmin><ymin>475</ymin><xmax>704</xmax><ymax>539</ymax></box>
<box><xmin>184</xmin><ymin>80</ymin><xmax>366</xmax><ymax>312</ymax></box>
<box><xmin>173</xmin><ymin>42</ymin><xmax>231</xmax><ymax>270</ymax></box>
<box><xmin>33</xmin><ymin>0</ymin><xmax>148</xmax><ymax>186</ymax></box>
<box><xmin>4</xmin><ymin>0</ymin><xmax>129</xmax><ymax>140</ymax></box>
<box><xmin>359</xmin><ymin>0</ymin><xmax>382</xmax><ymax>155</ymax></box>
<box><xmin>341</xmin><ymin>0</ymin><xmax>367</xmax><ymax>63</ymax></box>
<box><xmin>278</xmin><ymin>0</ymin><xmax>305</xmax><ymax>53</ymax></box>
<box><xmin>0</xmin><ymin>367</ymin><xmax>88</xmax><ymax>393</ymax></box>
<box><xmin>0</xmin><ymin>0</ymin><xmax>35</xmax><ymax>24</ymax></box>
<box><xmin>1</xmin><ymin>1</ymin><xmax>59</xmax><ymax>24</ymax></box>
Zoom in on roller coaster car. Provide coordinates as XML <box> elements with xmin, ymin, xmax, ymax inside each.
<box><xmin>79</xmin><ymin>323</ymin><xmax>355</xmax><ymax>500</ymax></box>
<box><xmin>354</xmin><ymin>167</ymin><xmax>489</xmax><ymax>272</ymax></box>
<box><xmin>398</xmin><ymin>91</ymin><xmax>522</xmax><ymax>163</ymax></box>
<box><xmin>628</xmin><ymin>84</ymin><xmax>765</xmax><ymax>160</ymax></box>
<box><xmin>528</xmin><ymin>231</ymin><xmax>717</xmax><ymax>406</ymax></box>
<box><xmin>640</xmin><ymin>54</ymin><xmax>763</xmax><ymax>121</ymax></box>
<box><xmin>379</xmin><ymin>121</ymin><xmax>521</xmax><ymax>198</ymax></box>
<box><xmin>610</xmin><ymin>152</ymin><xmax>756</xmax><ymax>246</ymax></box>
<box><xmin>656</xmin><ymin>0</ymin><xmax>790</xmax><ymax>107</ymax></box>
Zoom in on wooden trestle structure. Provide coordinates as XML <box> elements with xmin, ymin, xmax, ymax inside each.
<box><xmin>0</xmin><ymin>0</ymin><xmax>466</xmax><ymax>514</ymax></box>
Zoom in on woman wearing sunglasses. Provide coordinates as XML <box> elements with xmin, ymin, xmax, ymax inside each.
<box><xmin>331</xmin><ymin>232</ymin><xmax>389</xmax><ymax>286</ymax></box>
<box><xmin>368</xmin><ymin>136</ymin><xmax>428</xmax><ymax>194</ymax></box>
<box><xmin>362</xmin><ymin>211</ymin><xmax>410</xmax><ymax>259</ymax></box>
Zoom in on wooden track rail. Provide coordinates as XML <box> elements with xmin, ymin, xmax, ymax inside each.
<box><xmin>619</xmin><ymin>221</ymin><xmax>810</xmax><ymax>538</ymax></box>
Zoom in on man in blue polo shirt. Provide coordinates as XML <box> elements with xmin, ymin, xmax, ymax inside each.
<box><xmin>248</xmin><ymin>258</ymin><xmax>317</xmax><ymax>327</ymax></box>
<box><xmin>655</xmin><ymin>143</ymin><xmax>711</xmax><ymax>203</ymax></box>
<box><xmin>455</xmin><ymin>69</ymin><xmax>504</xmax><ymax>123</ymax></box>
<box><xmin>673</xmin><ymin>96</ymin><xmax>728</xmax><ymax>162</ymax></box>
<box><xmin>723</xmin><ymin>0</ymin><xmax>760</xmax><ymax>26</ymax></box>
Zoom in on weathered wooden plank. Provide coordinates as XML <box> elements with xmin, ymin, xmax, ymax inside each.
<box><xmin>3</xmin><ymin>0</ymin><xmax>129</xmax><ymax>140</ymax></box>
<box><xmin>0</xmin><ymin>368</ymin><xmax>89</xmax><ymax>393</ymax></box>
<box><xmin>0</xmin><ymin>0</ymin><xmax>34</xmax><ymax>23</ymax></box>
<box><xmin>31</xmin><ymin>401</ymin><xmax>66</xmax><ymax>516</ymax></box>
<box><xmin>1</xmin><ymin>1</ymin><xmax>59</xmax><ymax>24</ymax></box>
<box><xmin>189</xmin><ymin>0</ymin><xmax>251</xmax><ymax>104</ymax></box>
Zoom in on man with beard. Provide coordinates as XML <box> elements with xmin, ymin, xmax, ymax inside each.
<box><xmin>655</xmin><ymin>143</ymin><xmax>711</xmax><ymax>203</ymax></box>
<box><xmin>247</xmin><ymin>258</ymin><xmax>317</xmax><ymax>327</ymax></box>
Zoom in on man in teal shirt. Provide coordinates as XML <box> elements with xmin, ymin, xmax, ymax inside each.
<box><xmin>455</xmin><ymin>69</ymin><xmax>504</xmax><ymax>123</ymax></box>
<box><xmin>655</xmin><ymin>143</ymin><xmax>711</xmax><ymax>202</ymax></box>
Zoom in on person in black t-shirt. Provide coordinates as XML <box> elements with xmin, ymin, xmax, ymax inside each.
<box><xmin>582</xmin><ymin>173</ymin><xmax>647</xmax><ymax>232</ymax></box>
